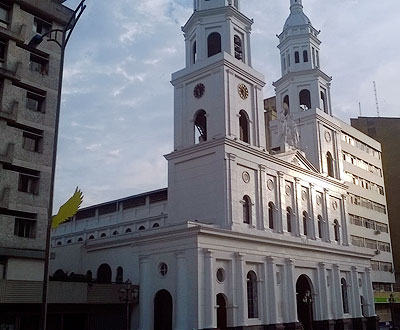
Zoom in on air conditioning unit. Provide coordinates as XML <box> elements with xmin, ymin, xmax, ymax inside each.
<box><xmin>375</xmin><ymin>230</ymin><xmax>381</xmax><ymax>235</ymax></box>
<box><xmin>375</xmin><ymin>250</ymin><xmax>381</xmax><ymax>255</ymax></box>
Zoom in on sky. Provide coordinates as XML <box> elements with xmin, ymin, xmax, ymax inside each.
<box><xmin>54</xmin><ymin>0</ymin><xmax>400</xmax><ymax>210</ymax></box>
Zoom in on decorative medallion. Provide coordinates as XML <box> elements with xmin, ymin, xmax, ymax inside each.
<box><xmin>316</xmin><ymin>195</ymin><xmax>322</xmax><ymax>206</ymax></box>
<box><xmin>193</xmin><ymin>83</ymin><xmax>205</xmax><ymax>99</ymax></box>
<box><xmin>216</xmin><ymin>268</ymin><xmax>226</xmax><ymax>283</ymax></box>
<box><xmin>301</xmin><ymin>190</ymin><xmax>308</xmax><ymax>201</ymax></box>
<box><xmin>238</xmin><ymin>83</ymin><xmax>249</xmax><ymax>100</ymax></box>
<box><xmin>267</xmin><ymin>179</ymin><xmax>274</xmax><ymax>191</ymax></box>
<box><xmin>285</xmin><ymin>185</ymin><xmax>291</xmax><ymax>196</ymax></box>
<box><xmin>332</xmin><ymin>200</ymin><xmax>338</xmax><ymax>210</ymax></box>
<box><xmin>325</xmin><ymin>131</ymin><xmax>332</xmax><ymax>143</ymax></box>
<box><xmin>242</xmin><ymin>171</ymin><xmax>250</xmax><ymax>183</ymax></box>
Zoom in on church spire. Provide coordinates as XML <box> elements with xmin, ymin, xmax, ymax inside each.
<box><xmin>284</xmin><ymin>0</ymin><xmax>312</xmax><ymax>30</ymax></box>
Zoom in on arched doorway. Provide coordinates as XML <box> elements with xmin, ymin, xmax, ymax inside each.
<box><xmin>216</xmin><ymin>293</ymin><xmax>227</xmax><ymax>330</ymax></box>
<box><xmin>296</xmin><ymin>275</ymin><xmax>314</xmax><ymax>330</ymax></box>
<box><xmin>96</xmin><ymin>263</ymin><xmax>112</xmax><ymax>283</ymax></box>
<box><xmin>154</xmin><ymin>290</ymin><xmax>173</xmax><ymax>330</ymax></box>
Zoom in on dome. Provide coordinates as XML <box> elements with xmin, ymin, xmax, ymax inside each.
<box><xmin>284</xmin><ymin>11</ymin><xmax>312</xmax><ymax>30</ymax></box>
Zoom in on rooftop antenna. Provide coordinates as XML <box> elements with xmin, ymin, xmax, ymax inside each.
<box><xmin>373</xmin><ymin>81</ymin><xmax>380</xmax><ymax>117</ymax></box>
<box><xmin>359</xmin><ymin>102</ymin><xmax>362</xmax><ymax>117</ymax></box>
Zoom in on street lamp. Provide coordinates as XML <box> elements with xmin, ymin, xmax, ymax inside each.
<box><xmin>28</xmin><ymin>1</ymin><xmax>87</xmax><ymax>330</ymax></box>
<box><xmin>118</xmin><ymin>279</ymin><xmax>140</xmax><ymax>330</ymax></box>
<box><xmin>303</xmin><ymin>290</ymin><xmax>314</xmax><ymax>330</ymax></box>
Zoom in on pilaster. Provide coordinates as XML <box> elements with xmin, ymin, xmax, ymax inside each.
<box><xmin>277</xmin><ymin>171</ymin><xmax>285</xmax><ymax>233</ymax></box>
<box><xmin>332</xmin><ymin>264</ymin><xmax>344</xmax><ymax>320</ymax></box>
<box><xmin>340</xmin><ymin>195</ymin><xmax>349</xmax><ymax>246</ymax></box>
<box><xmin>350</xmin><ymin>266</ymin><xmax>362</xmax><ymax>318</ymax></box>
<box><xmin>204</xmin><ymin>249</ymin><xmax>216</xmax><ymax>329</ymax></box>
<box><xmin>266</xmin><ymin>257</ymin><xmax>279</xmax><ymax>325</ymax></box>
<box><xmin>283</xmin><ymin>258</ymin><xmax>297</xmax><ymax>323</ymax></box>
<box><xmin>294</xmin><ymin>178</ymin><xmax>301</xmax><ymax>236</ymax></box>
<box><xmin>138</xmin><ymin>256</ymin><xmax>152</xmax><ymax>330</ymax></box>
<box><xmin>175</xmin><ymin>251</ymin><xmax>187</xmax><ymax>330</ymax></box>
<box><xmin>235</xmin><ymin>252</ymin><xmax>247</xmax><ymax>327</ymax></box>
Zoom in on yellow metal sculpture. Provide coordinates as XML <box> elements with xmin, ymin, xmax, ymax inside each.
<box><xmin>52</xmin><ymin>187</ymin><xmax>84</xmax><ymax>229</ymax></box>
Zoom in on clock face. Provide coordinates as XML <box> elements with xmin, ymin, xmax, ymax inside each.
<box><xmin>193</xmin><ymin>83</ymin><xmax>205</xmax><ymax>99</ymax></box>
<box><xmin>238</xmin><ymin>83</ymin><xmax>249</xmax><ymax>100</ymax></box>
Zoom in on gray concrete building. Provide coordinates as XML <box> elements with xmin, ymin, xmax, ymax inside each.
<box><xmin>0</xmin><ymin>0</ymin><xmax>73</xmax><ymax>328</ymax></box>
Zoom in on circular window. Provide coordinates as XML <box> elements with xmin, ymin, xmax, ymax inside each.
<box><xmin>159</xmin><ymin>263</ymin><xmax>168</xmax><ymax>277</ymax></box>
<box><xmin>267</xmin><ymin>179</ymin><xmax>274</xmax><ymax>191</ymax></box>
<box><xmin>332</xmin><ymin>200</ymin><xmax>338</xmax><ymax>210</ymax></box>
<box><xmin>242</xmin><ymin>171</ymin><xmax>250</xmax><ymax>183</ymax></box>
<box><xmin>193</xmin><ymin>83</ymin><xmax>205</xmax><ymax>99</ymax></box>
<box><xmin>216</xmin><ymin>268</ymin><xmax>225</xmax><ymax>283</ymax></box>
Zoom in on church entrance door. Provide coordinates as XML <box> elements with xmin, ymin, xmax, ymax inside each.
<box><xmin>216</xmin><ymin>293</ymin><xmax>227</xmax><ymax>329</ymax></box>
<box><xmin>296</xmin><ymin>275</ymin><xmax>314</xmax><ymax>330</ymax></box>
<box><xmin>154</xmin><ymin>290</ymin><xmax>173</xmax><ymax>330</ymax></box>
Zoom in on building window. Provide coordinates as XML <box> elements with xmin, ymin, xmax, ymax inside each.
<box><xmin>100</xmin><ymin>233</ymin><xmax>107</xmax><ymax>238</ymax></box>
<box><xmin>317</xmin><ymin>215</ymin><xmax>322</xmax><ymax>239</ymax></box>
<box><xmin>26</xmin><ymin>91</ymin><xmax>45</xmax><ymax>112</ymax></box>
<box><xmin>14</xmin><ymin>218</ymin><xmax>36</xmax><ymax>238</ymax></box>
<box><xmin>88</xmin><ymin>235</ymin><xmax>95</xmax><ymax>240</ymax></box>
<box><xmin>299</xmin><ymin>89</ymin><xmax>311</xmax><ymax>110</ymax></box>
<box><xmin>239</xmin><ymin>110</ymin><xmax>250</xmax><ymax>143</ymax></box>
<box><xmin>320</xmin><ymin>90</ymin><xmax>327</xmax><ymax>113</ymax></box>
<box><xmin>192</xmin><ymin>41</ymin><xmax>197</xmax><ymax>64</ymax></box>
<box><xmin>303</xmin><ymin>50</ymin><xmax>308</xmax><ymax>62</ymax></box>
<box><xmin>159</xmin><ymin>262</ymin><xmax>168</xmax><ymax>277</ymax></box>
<box><xmin>303</xmin><ymin>211</ymin><xmax>308</xmax><ymax>236</ymax></box>
<box><xmin>125</xmin><ymin>228</ymin><xmax>132</xmax><ymax>233</ymax></box>
<box><xmin>152</xmin><ymin>223</ymin><xmax>160</xmax><ymax>228</ymax></box>
<box><xmin>207</xmin><ymin>32</ymin><xmax>221</xmax><ymax>57</ymax></box>
<box><xmin>243</xmin><ymin>195</ymin><xmax>251</xmax><ymax>224</ymax></box>
<box><xmin>341</xmin><ymin>278</ymin><xmax>349</xmax><ymax>313</ymax></box>
<box><xmin>327</xmin><ymin>152</ymin><xmax>334</xmax><ymax>177</ymax></box>
<box><xmin>29</xmin><ymin>53</ymin><xmax>49</xmax><ymax>75</ymax></box>
<box><xmin>116</xmin><ymin>266</ymin><xmax>123</xmax><ymax>283</ymax></box>
<box><xmin>334</xmin><ymin>220</ymin><xmax>340</xmax><ymax>242</ymax></box>
<box><xmin>234</xmin><ymin>35</ymin><xmax>243</xmax><ymax>61</ymax></box>
<box><xmin>268</xmin><ymin>202</ymin><xmax>275</xmax><ymax>229</ymax></box>
<box><xmin>18</xmin><ymin>173</ymin><xmax>39</xmax><ymax>194</ymax></box>
<box><xmin>247</xmin><ymin>271</ymin><xmax>258</xmax><ymax>319</ymax></box>
<box><xmin>283</xmin><ymin>95</ymin><xmax>290</xmax><ymax>114</ymax></box>
<box><xmin>138</xmin><ymin>226</ymin><xmax>145</xmax><ymax>231</ymax></box>
<box><xmin>0</xmin><ymin>2</ymin><xmax>10</xmax><ymax>28</ymax></box>
<box><xmin>295</xmin><ymin>51</ymin><xmax>300</xmax><ymax>63</ymax></box>
<box><xmin>194</xmin><ymin>110</ymin><xmax>207</xmax><ymax>144</ymax></box>
<box><xmin>33</xmin><ymin>17</ymin><xmax>52</xmax><ymax>35</ymax></box>
<box><xmin>287</xmin><ymin>207</ymin><xmax>292</xmax><ymax>233</ymax></box>
<box><xmin>22</xmin><ymin>131</ymin><xmax>42</xmax><ymax>153</ymax></box>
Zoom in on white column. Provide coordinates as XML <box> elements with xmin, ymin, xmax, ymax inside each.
<box><xmin>235</xmin><ymin>252</ymin><xmax>246</xmax><ymax>326</ymax></box>
<box><xmin>318</xmin><ymin>263</ymin><xmax>329</xmax><ymax>320</ymax></box>
<box><xmin>364</xmin><ymin>268</ymin><xmax>376</xmax><ymax>317</ymax></box>
<box><xmin>138</xmin><ymin>256</ymin><xmax>152</xmax><ymax>330</ymax></box>
<box><xmin>175</xmin><ymin>251</ymin><xmax>187</xmax><ymax>330</ymax></box>
<box><xmin>283</xmin><ymin>258</ymin><xmax>297</xmax><ymax>323</ymax></box>
<box><xmin>277</xmin><ymin>171</ymin><xmax>285</xmax><ymax>233</ymax></box>
<box><xmin>309</xmin><ymin>183</ymin><xmax>316</xmax><ymax>239</ymax></box>
<box><xmin>333</xmin><ymin>264</ymin><xmax>344</xmax><ymax>320</ymax></box>
<box><xmin>323</xmin><ymin>189</ymin><xmax>331</xmax><ymax>242</ymax></box>
<box><xmin>266</xmin><ymin>257</ymin><xmax>279</xmax><ymax>325</ymax></box>
<box><xmin>294</xmin><ymin>178</ymin><xmax>301</xmax><ymax>236</ymax></box>
<box><xmin>259</xmin><ymin>165</ymin><xmax>267</xmax><ymax>230</ymax></box>
<box><xmin>350</xmin><ymin>266</ymin><xmax>363</xmax><ymax>318</ymax></box>
<box><xmin>203</xmin><ymin>249</ymin><xmax>216</xmax><ymax>328</ymax></box>
<box><xmin>340</xmin><ymin>194</ymin><xmax>349</xmax><ymax>246</ymax></box>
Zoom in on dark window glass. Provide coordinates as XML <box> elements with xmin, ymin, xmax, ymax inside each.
<box><xmin>247</xmin><ymin>271</ymin><xmax>258</xmax><ymax>318</ymax></box>
<box><xmin>207</xmin><ymin>32</ymin><xmax>221</xmax><ymax>57</ymax></box>
<box><xmin>14</xmin><ymin>218</ymin><xmax>36</xmax><ymax>238</ymax></box>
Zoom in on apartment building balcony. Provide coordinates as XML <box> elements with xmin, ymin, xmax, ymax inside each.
<box><xmin>0</xmin><ymin>60</ymin><xmax>22</xmax><ymax>81</ymax></box>
<box><xmin>0</xmin><ymin>100</ymin><xmax>19</xmax><ymax>122</ymax></box>
<box><xmin>0</xmin><ymin>143</ymin><xmax>15</xmax><ymax>164</ymax></box>
<box><xmin>0</xmin><ymin>23</ymin><xmax>26</xmax><ymax>43</ymax></box>
<box><xmin>0</xmin><ymin>280</ymin><xmax>132</xmax><ymax>305</ymax></box>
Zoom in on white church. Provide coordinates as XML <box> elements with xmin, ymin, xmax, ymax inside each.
<box><xmin>50</xmin><ymin>1</ymin><xmax>384</xmax><ymax>329</ymax></box>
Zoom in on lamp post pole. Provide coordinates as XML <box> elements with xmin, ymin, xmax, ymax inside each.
<box><xmin>28</xmin><ymin>2</ymin><xmax>87</xmax><ymax>330</ymax></box>
<box><xmin>389</xmin><ymin>293</ymin><xmax>397</xmax><ymax>330</ymax></box>
<box><xmin>118</xmin><ymin>280</ymin><xmax>140</xmax><ymax>330</ymax></box>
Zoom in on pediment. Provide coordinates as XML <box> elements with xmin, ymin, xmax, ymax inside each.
<box><xmin>275</xmin><ymin>150</ymin><xmax>320</xmax><ymax>173</ymax></box>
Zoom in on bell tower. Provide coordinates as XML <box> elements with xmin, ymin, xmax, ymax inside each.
<box><xmin>273</xmin><ymin>0</ymin><xmax>332</xmax><ymax>116</ymax></box>
<box><xmin>166</xmin><ymin>0</ymin><xmax>267</xmax><ymax>226</ymax></box>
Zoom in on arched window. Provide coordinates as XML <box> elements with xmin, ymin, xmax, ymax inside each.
<box><xmin>327</xmin><ymin>152</ymin><xmax>334</xmax><ymax>177</ymax></box>
<box><xmin>341</xmin><ymin>278</ymin><xmax>349</xmax><ymax>313</ymax></box>
<box><xmin>287</xmin><ymin>207</ymin><xmax>292</xmax><ymax>233</ymax></box>
<box><xmin>247</xmin><ymin>271</ymin><xmax>258</xmax><ymax>318</ymax></box>
<box><xmin>153</xmin><ymin>223</ymin><xmax>160</xmax><ymax>228</ymax></box>
<box><xmin>360</xmin><ymin>295</ymin><xmax>365</xmax><ymax>317</ymax></box>
<box><xmin>66</xmin><ymin>239</ymin><xmax>72</xmax><ymax>244</ymax></box>
<box><xmin>138</xmin><ymin>226</ymin><xmax>145</xmax><ymax>231</ymax></box>
<box><xmin>125</xmin><ymin>228</ymin><xmax>132</xmax><ymax>233</ymax></box>
<box><xmin>317</xmin><ymin>215</ymin><xmax>323</xmax><ymax>239</ymax></box>
<box><xmin>239</xmin><ymin>110</ymin><xmax>250</xmax><ymax>143</ymax></box>
<box><xmin>78</xmin><ymin>237</ymin><xmax>83</xmax><ymax>242</ymax></box>
<box><xmin>268</xmin><ymin>202</ymin><xmax>275</xmax><ymax>229</ymax></box>
<box><xmin>97</xmin><ymin>264</ymin><xmax>112</xmax><ymax>284</ymax></box>
<box><xmin>88</xmin><ymin>235</ymin><xmax>95</xmax><ymax>240</ymax></box>
<box><xmin>299</xmin><ymin>89</ymin><xmax>311</xmax><ymax>110</ymax></box>
<box><xmin>303</xmin><ymin>211</ymin><xmax>308</xmax><ymax>236</ymax></box>
<box><xmin>112</xmin><ymin>230</ymin><xmax>119</xmax><ymax>236</ymax></box>
<box><xmin>192</xmin><ymin>41</ymin><xmax>197</xmax><ymax>64</ymax></box>
<box><xmin>234</xmin><ymin>35</ymin><xmax>243</xmax><ymax>61</ymax></box>
<box><xmin>303</xmin><ymin>50</ymin><xmax>309</xmax><ymax>62</ymax></box>
<box><xmin>334</xmin><ymin>220</ymin><xmax>340</xmax><ymax>242</ymax></box>
<box><xmin>100</xmin><ymin>233</ymin><xmax>107</xmax><ymax>238</ymax></box>
<box><xmin>243</xmin><ymin>196</ymin><xmax>251</xmax><ymax>224</ymax></box>
<box><xmin>295</xmin><ymin>51</ymin><xmax>300</xmax><ymax>63</ymax></box>
<box><xmin>208</xmin><ymin>32</ymin><xmax>221</xmax><ymax>57</ymax></box>
<box><xmin>116</xmin><ymin>266</ymin><xmax>123</xmax><ymax>284</ymax></box>
<box><xmin>283</xmin><ymin>95</ymin><xmax>290</xmax><ymax>114</ymax></box>
<box><xmin>194</xmin><ymin>110</ymin><xmax>207</xmax><ymax>144</ymax></box>
<box><xmin>320</xmin><ymin>91</ymin><xmax>327</xmax><ymax>113</ymax></box>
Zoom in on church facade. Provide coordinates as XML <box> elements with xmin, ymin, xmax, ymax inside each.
<box><xmin>50</xmin><ymin>1</ymin><xmax>384</xmax><ymax>329</ymax></box>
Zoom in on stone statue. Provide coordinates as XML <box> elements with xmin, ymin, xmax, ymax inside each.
<box><xmin>279</xmin><ymin>107</ymin><xmax>300</xmax><ymax>150</ymax></box>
